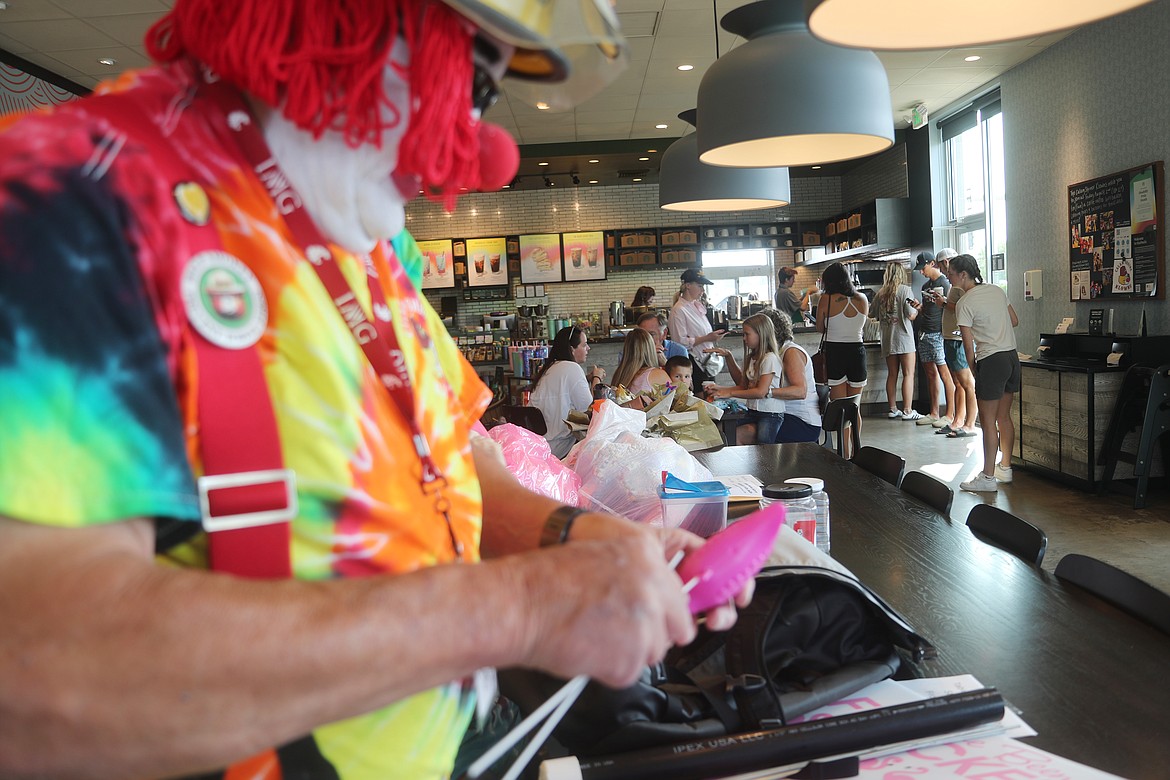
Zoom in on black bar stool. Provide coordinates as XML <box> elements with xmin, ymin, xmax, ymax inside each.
<box><xmin>1097</xmin><ymin>363</ymin><xmax>1170</xmax><ymax>508</ymax></box>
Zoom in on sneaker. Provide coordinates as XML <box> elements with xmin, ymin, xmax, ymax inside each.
<box><xmin>916</xmin><ymin>414</ymin><xmax>938</xmax><ymax>426</ymax></box>
<box><xmin>995</xmin><ymin>464</ymin><xmax>1014</xmax><ymax>483</ymax></box>
<box><xmin>901</xmin><ymin>410</ymin><xmax>923</xmax><ymax>421</ymax></box>
<box><xmin>932</xmin><ymin>417</ymin><xmax>953</xmax><ymax>429</ymax></box>
<box><xmin>960</xmin><ymin>473</ymin><xmax>999</xmax><ymax>493</ymax></box>
<box><xmin>887</xmin><ymin>409</ymin><xmax>902</xmax><ymax>418</ymax></box>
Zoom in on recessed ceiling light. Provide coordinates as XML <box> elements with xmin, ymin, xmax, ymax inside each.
<box><xmin>632</xmin><ymin>178</ymin><xmax>643</xmax><ymax>182</ymax></box>
<box><xmin>964</xmin><ymin>55</ymin><xmax>981</xmax><ymax>62</ymax></box>
<box><xmin>536</xmin><ymin>102</ymin><xmax>550</xmax><ymax>110</ymax></box>
<box><xmin>677</xmin><ymin>64</ymin><xmax>694</xmax><ymax>71</ymax></box>
<box><xmin>588</xmin><ymin>180</ymin><xmax>598</xmax><ymax>184</ymax></box>
<box><xmin>647</xmin><ymin>149</ymin><xmax>658</xmax><ymax>153</ymax></box>
<box><xmin>639</xmin><ymin>157</ymin><xmax>649</xmax><ymax>161</ymax></box>
<box><xmin>588</xmin><ymin>159</ymin><xmax>600</xmax><ymax>163</ymax></box>
<box><xmin>502</xmin><ymin>184</ymin><xmax>510</xmax><ymax>188</ymax></box>
<box><xmin>811</xmin><ymin>165</ymin><xmax>822</xmax><ymax>170</ymax></box>
<box><xmin>538</xmin><ymin>161</ymin><xmax>549</xmax><ymax>166</ymax></box>
<box><xmin>98</xmin><ymin>57</ymin><xmax>117</xmax><ymax>66</ymax></box>
<box><xmin>655</xmin><ymin>124</ymin><xmax>668</xmax><ymax>129</ymax></box>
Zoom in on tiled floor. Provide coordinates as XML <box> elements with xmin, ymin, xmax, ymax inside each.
<box><xmin>859</xmin><ymin>413</ymin><xmax>1170</xmax><ymax>593</ymax></box>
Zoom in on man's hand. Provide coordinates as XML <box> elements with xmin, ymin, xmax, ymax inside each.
<box><xmin>513</xmin><ymin>529</ymin><xmax>695</xmax><ymax>688</ymax></box>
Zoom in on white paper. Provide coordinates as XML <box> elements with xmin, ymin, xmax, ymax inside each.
<box><xmin>713</xmin><ymin>473</ymin><xmax>764</xmax><ymax>502</ymax></box>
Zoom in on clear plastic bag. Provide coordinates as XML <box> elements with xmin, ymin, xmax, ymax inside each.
<box><xmin>487</xmin><ymin>423</ymin><xmax>581</xmax><ymax>506</ymax></box>
<box><xmin>569</xmin><ymin>402</ymin><xmax>713</xmax><ymax>526</ymax></box>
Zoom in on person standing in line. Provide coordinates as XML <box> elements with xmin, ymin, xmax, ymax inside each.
<box><xmin>774</xmin><ymin>266</ymin><xmax>809</xmax><ymax>325</ymax></box>
<box><xmin>765</xmin><ymin>310</ymin><xmax>823</xmax><ymax>443</ymax></box>
<box><xmin>703</xmin><ymin>313</ymin><xmax>785</xmax><ymax>444</ymax></box>
<box><xmin>912</xmin><ymin>251</ymin><xmax>956</xmax><ymax>429</ymax></box>
<box><xmin>669</xmin><ymin>268</ymin><xmax>727</xmax><ymax>395</ymax></box>
<box><xmin>874</xmin><ymin>261</ymin><xmax>920</xmax><ymax>420</ymax></box>
<box><xmin>936</xmin><ymin>249</ymin><xmax>978</xmax><ymax>438</ymax></box>
<box><xmin>951</xmin><ymin>254</ymin><xmax>1020</xmax><ymax>493</ymax></box>
<box><xmin>816</xmin><ymin>261</ymin><xmax>869</xmax><ymax>458</ymax></box>
<box><xmin>529</xmin><ymin>326</ymin><xmax>605</xmax><ymax>458</ymax></box>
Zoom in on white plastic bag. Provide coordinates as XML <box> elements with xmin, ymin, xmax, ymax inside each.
<box><xmin>569</xmin><ymin>402</ymin><xmax>713</xmax><ymax>526</ymax></box>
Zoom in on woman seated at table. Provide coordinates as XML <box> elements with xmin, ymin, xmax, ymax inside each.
<box><xmin>528</xmin><ymin>326</ymin><xmax>605</xmax><ymax>458</ymax></box>
<box><xmin>703</xmin><ymin>313</ymin><xmax>785</xmax><ymax>445</ymax></box>
<box><xmin>765</xmin><ymin>309</ymin><xmax>823</xmax><ymax>442</ymax></box>
<box><xmin>612</xmin><ymin>328</ymin><xmax>671</xmax><ymax>396</ymax></box>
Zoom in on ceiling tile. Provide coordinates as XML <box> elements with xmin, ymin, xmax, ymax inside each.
<box><xmin>0</xmin><ymin>2</ymin><xmax>70</xmax><ymax>22</ymax></box>
<box><xmin>85</xmin><ymin>12</ymin><xmax>163</xmax><ymax>46</ymax></box>
<box><xmin>657</xmin><ymin>9</ymin><xmax>717</xmax><ymax>36</ymax></box>
<box><xmin>50</xmin><ymin>0</ymin><xmax>170</xmax><ymax>14</ymax></box>
<box><xmin>883</xmin><ymin>68</ymin><xmax>920</xmax><ymax>88</ymax></box>
<box><xmin>904</xmin><ymin>67</ymin><xmax>989</xmax><ymax>86</ymax></box>
<box><xmin>876</xmin><ymin>51</ymin><xmax>948</xmax><ymax>70</ymax></box>
<box><xmin>46</xmin><ymin>46</ymin><xmax>151</xmax><ymax>76</ymax></box>
<box><xmin>0</xmin><ymin>29</ymin><xmax>34</xmax><ymax>54</ymax></box>
<box><xmin>1</xmin><ymin>19</ymin><xmax>120</xmax><ymax>52</ymax></box>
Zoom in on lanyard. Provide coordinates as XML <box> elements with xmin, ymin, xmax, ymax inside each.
<box><xmin>196</xmin><ymin>67</ymin><xmax>464</xmax><ymax>559</ymax></box>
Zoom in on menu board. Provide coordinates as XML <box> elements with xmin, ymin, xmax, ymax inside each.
<box><xmin>418</xmin><ymin>238</ymin><xmax>455</xmax><ymax>290</ymax></box>
<box><xmin>519</xmin><ymin>233</ymin><xmax>563</xmax><ymax>284</ymax></box>
<box><xmin>561</xmin><ymin>231</ymin><xmax>606</xmax><ymax>281</ymax></box>
<box><xmin>1068</xmin><ymin>161</ymin><xmax>1163</xmax><ymax>301</ymax></box>
<box><xmin>464</xmin><ymin>236</ymin><xmax>509</xmax><ymax>287</ymax></box>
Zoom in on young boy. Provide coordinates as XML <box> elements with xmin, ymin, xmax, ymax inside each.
<box><xmin>665</xmin><ymin>355</ymin><xmax>693</xmax><ymax>389</ymax></box>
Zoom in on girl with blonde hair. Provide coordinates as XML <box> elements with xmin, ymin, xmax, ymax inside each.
<box><xmin>612</xmin><ymin>327</ymin><xmax>670</xmax><ymax>394</ymax></box>
<box><xmin>873</xmin><ymin>260</ymin><xmax>919</xmax><ymax>419</ymax></box>
<box><xmin>705</xmin><ymin>313</ymin><xmax>785</xmax><ymax>444</ymax></box>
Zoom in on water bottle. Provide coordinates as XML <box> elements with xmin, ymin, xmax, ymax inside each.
<box><xmin>786</xmin><ymin>477</ymin><xmax>830</xmax><ymax>554</ymax></box>
<box><xmin>760</xmin><ymin>484</ymin><xmax>816</xmax><ymax>547</ymax></box>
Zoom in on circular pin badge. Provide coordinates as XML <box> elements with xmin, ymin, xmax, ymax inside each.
<box><xmin>181</xmin><ymin>251</ymin><xmax>268</xmax><ymax>349</ymax></box>
<box><xmin>173</xmin><ymin>181</ymin><xmax>210</xmax><ymax>226</ymax></box>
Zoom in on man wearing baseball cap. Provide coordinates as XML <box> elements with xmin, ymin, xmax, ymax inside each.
<box><xmin>912</xmin><ymin>250</ymin><xmax>956</xmax><ymax>428</ymax></box>
<box><xmin>670</xmin><ymin>268</ymin><xmax>728</xmax><ymax>393</ymax></box>
<box><xmin>0</xmin><ymin>3</ymin><xmax>750</xmax><ymax>777</ymax></box>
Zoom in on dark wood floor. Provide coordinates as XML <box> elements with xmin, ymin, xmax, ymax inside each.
<box><xmin>859</xmin><ymin>414</ymin><xmax>1170</xmax><ymax>592</ymax></box>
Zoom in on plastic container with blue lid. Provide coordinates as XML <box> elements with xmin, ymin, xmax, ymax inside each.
<box><xmin>658</xmin><ymin>473</ymin><xmax>729</xmax><ymax>538</ymax></box>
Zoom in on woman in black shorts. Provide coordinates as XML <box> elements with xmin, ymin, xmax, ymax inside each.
<box><xmin>815</xmin><ymin>262</ymin><xmax>869</xmax><ymax>455</ymax></box>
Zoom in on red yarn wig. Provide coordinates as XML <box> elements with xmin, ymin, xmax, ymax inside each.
<box><xmin>146</xmin><ymin>0</ymin><xmax>480</xmax><ymax>205</ymax></box>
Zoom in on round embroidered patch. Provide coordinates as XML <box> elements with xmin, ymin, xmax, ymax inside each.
<box><xmin>181</xmin><ymin>251</ymin><xmax>268</xmax><ymax>349</ymax></box>
<box><xmin>173</xmin><ymin>181</ymin><xmax>210</xmax><ymax>226</ymax></box>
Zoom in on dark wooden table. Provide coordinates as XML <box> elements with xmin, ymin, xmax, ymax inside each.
<box><xmin>694</xmin><ymin>443</ymin><xmax>1169</xmax><ymax>780</ymax></box>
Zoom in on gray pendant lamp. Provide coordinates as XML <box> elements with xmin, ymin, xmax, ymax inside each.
<box><xmin>660</xmin><ymin>110</ymin><xmax>791</xmax><ymax>212</ymax></box>
<box><xmin>804</xmin><ymin>0</ymin><xmax>1155</xmax><ymax>51</ymax></box>
<box><xmin>697</xmin><ymin>0</ymin><xmax>892</xmax><ymax>168</ymax></box>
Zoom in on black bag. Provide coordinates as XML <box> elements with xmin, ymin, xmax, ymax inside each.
<box><xmin>810</xmin><ymin>342</ymin><xmax>827</xmax><ymax>385</ymax></box>
<box><xmin>498</xmin><ymin>561</ymin><xmax>934</xmax><ymax>758</ymax></box>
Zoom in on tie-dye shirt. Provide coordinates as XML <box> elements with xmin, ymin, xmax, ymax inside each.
<box><xmin>0</xmin><ymin>63</ymin><xmax>492</xmax><ymax>779</ymax></box>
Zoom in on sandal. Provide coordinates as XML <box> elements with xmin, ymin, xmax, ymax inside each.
<box><xmin>947</xmin><ymin>429</ymin><xmax>976</xmax><ymax>438</ymax></box>
<box><xmin>934</xmin><ymin>425</ymin><xmax>953</xmax><ymax>435</ymax></box>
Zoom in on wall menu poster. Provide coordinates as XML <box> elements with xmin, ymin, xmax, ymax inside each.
<box><xmin>464</xmin><ymin>237</ymin><xmax>509</xmax><ymax>287</ymax></box>
<box><xmin>1067</xmin><ymin>161</ymin><xmax>1163</xmax><ymax>301</ymax></box>
<box><xmin>519</xmin><ymin>233</ymin><xmax>563</xmax><ymax>284</ymax></box>
<box><xmin>561</xmin><ymin>231</ymin><xmax>607</xmax><ymax>281</ymax></box>
<box><xmin>418</xmin><ymin>238</ymin><xmax>455</xmax><ymax>290</ymax></box>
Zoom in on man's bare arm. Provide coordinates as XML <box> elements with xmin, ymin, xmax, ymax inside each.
<box><xmin>0</xmin><ymin>514</ymin><xmax>692</xmax><ymax>779</ymax></box>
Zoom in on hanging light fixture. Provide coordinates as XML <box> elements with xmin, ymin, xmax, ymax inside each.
<box><xmin>660</xmin><ymin>111</ymin><xmax>791</xmax><ymax>211</ymax></box>
<box><xmin>697</xmin><ymin>0</ymin><xmax>892</xmax><ymax>168</ymax></box>
<box><xmin>804</xmin><ymin>0</ymin><xmax>1155</xmax><ymax>51</ymax></box>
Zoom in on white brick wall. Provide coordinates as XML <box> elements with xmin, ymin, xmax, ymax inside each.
<box><xmin>413</xmin><ymin>169</ymin><xmax>903</xmax><ymax>326</ymax></box>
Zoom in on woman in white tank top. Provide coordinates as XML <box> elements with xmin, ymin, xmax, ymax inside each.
<box><xmin>814</xmin><ymin>262</ymin><xmax>869</xmax><ymax>456</ymax></box>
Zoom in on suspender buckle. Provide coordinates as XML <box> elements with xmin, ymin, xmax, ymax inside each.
<box><xmin>198</xmin><ymin>469</ymin><xmax>298</xmax><ymax>532</ymax></box>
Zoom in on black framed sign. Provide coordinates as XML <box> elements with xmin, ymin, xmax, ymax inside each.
<box><xmin>1068</xmin><ymin>161</ymin><xmax>1164</xmax><ymax>301</ymax></box>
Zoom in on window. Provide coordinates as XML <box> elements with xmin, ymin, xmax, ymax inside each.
<box><xmin>939</xmin><ymin>92</ymin><xmax>1006</xmax><ymax>286</ymax></box>
<box><xmin>700</xmin><ymin>249</ymin><xmax>773</xmax><ymax>310</ymax></box>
